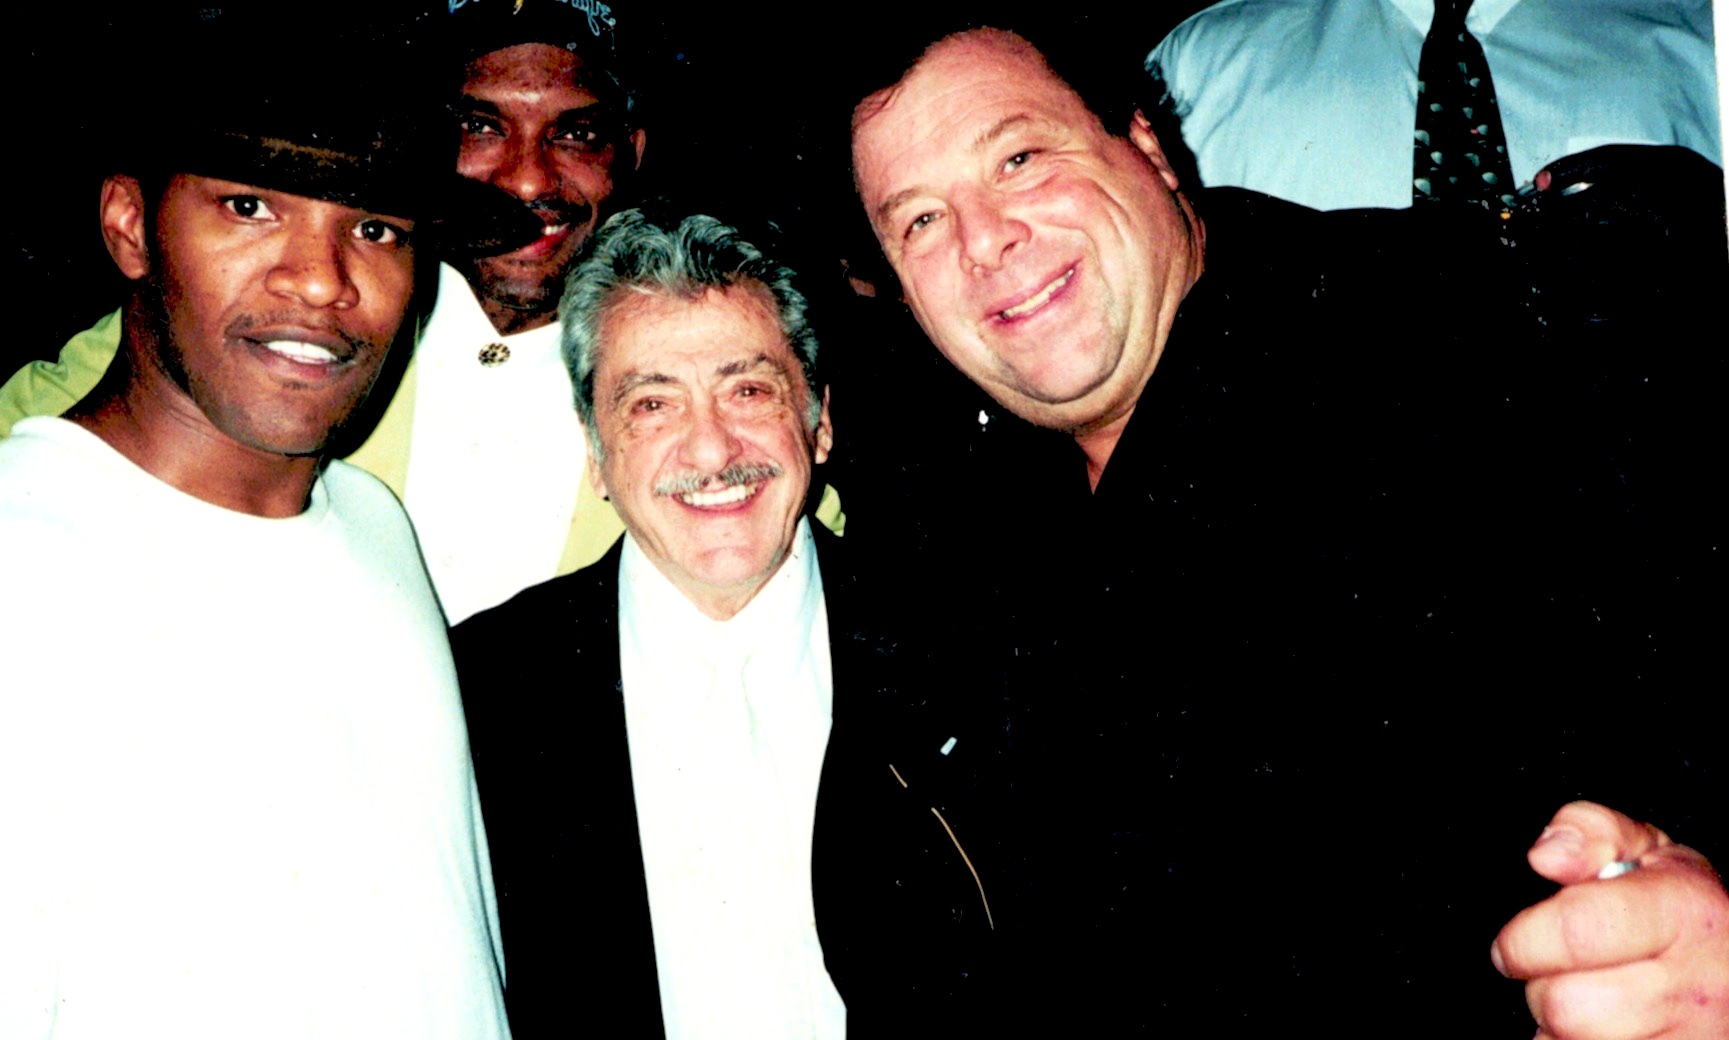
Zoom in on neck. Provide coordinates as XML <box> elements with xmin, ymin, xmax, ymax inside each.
<box><xmin>1072</xmin><ymin>206</ymin><xmax>1206</xmax><ymax>493</ymax></box>
<box><xmin>689</xmin><ymin>590</ymin><xmax>762</xmax><ymax>622</ymax></box>
<box><xmin>66</xmin><ymin>313</ymin><xmax>322</xmax><ymax>519</ymax></box>
<box><xmin>1074</xmin><ymin>409</ymin><xmax>1132</xmax><ymax>492</ymax></box>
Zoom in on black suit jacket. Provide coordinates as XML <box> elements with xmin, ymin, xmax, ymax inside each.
<box><xmin>835</xmin><ymin>190</ymin><xmax>1725</xmax><ymax>1034</ymax></box>
<box><xmin>452</xmin><ymin>528</ymin><xmax>1003</xmax><ymax>1037</ymax></box>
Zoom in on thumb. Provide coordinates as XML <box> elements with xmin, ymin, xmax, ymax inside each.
<box><xmin>1527</xmin><ymin>801</ymin><xmax>1670</xmax><ymax>885</ymax></box>
<box><xmin>1531</xmin><ymin>144</ymin><xmax>1626</xmax><ymax>195</ymax></box>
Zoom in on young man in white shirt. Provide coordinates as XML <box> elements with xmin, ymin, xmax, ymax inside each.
<box><xmin>0</xmin><ymin>17</ymin><xmax>512</xmax><ymax>1038</ymax></box>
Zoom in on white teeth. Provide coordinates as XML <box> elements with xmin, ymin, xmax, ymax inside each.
<box><xmin>261</xmin><ymin>340</ymin><xmax>338</xmax><ymax>363</ymax></box>
<box><xmin>541</xmin><ymin>224</ymin><xmax>569</xmax><ymax>237</ymax></box>
<box><xmin>680</xmin><ymin>483</ymin><xmax>757</xmax><ymax>508</ymax></box>
<box><xmin>1000</xmin><ymin>267</ymin><xmax>1075</xmax><ymax>320</ymax></box>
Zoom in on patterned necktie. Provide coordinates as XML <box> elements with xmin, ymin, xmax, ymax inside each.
<box><xmin>1412</xmin><ymin>0</ymin><xmax>1517</xmax><ymax>211</ymax></box>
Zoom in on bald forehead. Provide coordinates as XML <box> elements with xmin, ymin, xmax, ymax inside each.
<box><xmin>851</xmin><ymin>29</ymin><xmax>1112</xmax><ymax>234</ymax></box>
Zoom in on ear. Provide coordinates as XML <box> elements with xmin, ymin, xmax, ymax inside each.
<box><xmin>628</xmin><ymin>128</ymin><xmax>647</xmax><ymax>171</ymax></box>
<box><xmin>812</xmin><ymin>385</ymin><xmax>834</xmax><ymax>466</ymax></box>
<box><xmin>100</xmin><ymin>175</ymin><xmax>153</xmax><ymax>281</ymax></box>
<box><xmin>585</xmin><ymin>445</ymin><xmax>610</xmax><ymax>501</ymax></box>
<box><xmin>1129</xmin><ymin>110</ymin><xmax>1183</xmax><ymax>192</ymax></box>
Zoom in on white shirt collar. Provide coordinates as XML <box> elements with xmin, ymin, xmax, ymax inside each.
<box><xmin>1385</xmin><ymin>0</ymin><xmax>1522</xmax><ymax>34</ymax></box>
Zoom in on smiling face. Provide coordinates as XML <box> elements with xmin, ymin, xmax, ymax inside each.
<box><xmin>132</xmin><ymin>173</ymin><xmax>415</xmax><ymax>458</ymax></box>
<box><xmin>587</xmin><ymin>285</ymin><xmax>832</xmax><ymax>620</ymax></box>
<box><xmin>455</xmin><ymin>42</ymin><xmax>646</xmax><ymax>335</ymax></box>
<box><xmin>852</xmin><ymin>30</ymin><xmax>1203</xmax><ymax>438</ymax></box>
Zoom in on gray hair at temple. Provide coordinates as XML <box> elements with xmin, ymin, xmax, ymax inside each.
<box><xmin>561</xmin><ymin>208</ymin><xmax>824</xmax><ymax>457</ymax></box>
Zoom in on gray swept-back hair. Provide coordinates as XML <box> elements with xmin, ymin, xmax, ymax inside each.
<box><xmin>561</xmin><ymin>208</ymin><xmax>823</xmax><ymax>457</ymax></box>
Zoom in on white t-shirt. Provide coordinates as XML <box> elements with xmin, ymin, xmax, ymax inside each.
<box><xmin>404</xmin><ymin>264</ymin><xmax>589</xmax><ymax>624</ymax></box>
<box><xmin>0</xmin><ymin>418</ymin><xmax>509</xmax><ymax>1040</ymax></box>
<box><xmin>1148</xmin><ymin>0</ymin><xmax>1722</xmax><ymax>210</ymax></box>
<box><xmin>617</xmin><ymin>519</ymin><xmax>847</xmax><ymax>1039</ymax></box>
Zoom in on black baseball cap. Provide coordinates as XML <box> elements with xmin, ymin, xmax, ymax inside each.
<box><xmin>440</xmin><ymin>0</ymin><xmax>644</xmax><ymax>118</ymax></box>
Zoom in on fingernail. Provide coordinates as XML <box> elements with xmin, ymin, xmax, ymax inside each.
<box><xmin>1490</xmin><ymin>941</ymin><xmax>1507</xmax><ymax>976</ymax></box>
<box><xmin>1535</xmin><ymin>825</ymin><xmax>1582</xmax><ymax>853</ymax></box>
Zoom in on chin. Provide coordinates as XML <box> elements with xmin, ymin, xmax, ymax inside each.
<box><xmin>487</xmin><ymin>278</ymin><xmax>560</xmax><ymax>314</ymax></box>
<box><xmin>689</xmin><ymin>545</ymin><xmax>784</xmax><ymax>591</ymax></box>
<box><xmin>204</xmin><ymin>401</ymin><xmax>342</xmax><ymax>459</ymax></box>
<box><xmin>465</xmin><ymin>259</ymin><xmax>562</xmax><ymax>315</ymax></box>
<box><xmin>235</xmin><ymin>430</ymin><xmax>333</xmax><ymax>458</ymax></box>
<box><xmin>1017</xmin><ymin>353</ymin><xmax>1124</xmax><ymax>409</ymax></box>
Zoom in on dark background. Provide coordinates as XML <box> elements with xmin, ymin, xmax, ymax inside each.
<box><xmin>4</xmin><ymin>1</ymin><xmax>1213</xmax><ymax>372</ymax></box>
<box><xmin>8</xmin><ymin>5</ymin><xmax>1722</xmax><ymax>1033</ymax></box>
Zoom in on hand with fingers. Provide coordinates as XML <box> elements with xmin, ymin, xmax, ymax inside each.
<box><xmin>1527</xmin><ymin>144</ymin><xmax>1726</xmax><ymax>226</ymax></box>
<box><xmin>1492</xmin><ymin>801</ymin><xmax>1729</xmax><ymax>1040</ymax></box>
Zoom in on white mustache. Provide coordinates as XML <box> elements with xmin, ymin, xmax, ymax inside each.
<box><xmin>653</xmin><ymin>462</ymin><xmax>783</xmax><ymax>497</ymax></box>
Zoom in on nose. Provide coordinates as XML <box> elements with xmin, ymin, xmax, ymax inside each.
<box><xmin>265</xmin><ymin>226</ymin><xmax>359</xmax><ymax>310</ymax></box>
<box><xmin>678</xmin><ymin>398</ymin><xmax>744</xmax><ymax>475</ymax></box>
<box><xmin>954</xmin><ymin>186</ymin><xmax>1027</xmax><ymax>273</ymax></box>
<box><xmin>492</xmin><ymin>135</ymin><xmax>555</xmax><ymax>203</ymax></box>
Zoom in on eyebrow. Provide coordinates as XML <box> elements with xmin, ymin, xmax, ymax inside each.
<box><xmin>972</xmin><ymin>113</ymin><xmax>1036</xmax><ymax>155</ymax></box>
<box><xmin>609</xmin><ymin>371</ymin><xmax>677</xmax><ymax>408</ymax></box>
<box><xmin>606</xmin><ymin>356</ymin><xmax>781</xmax><ymax>406</ymax></box>
<box><xmin>553</xmin><ymin>109</ymin><xmax>604</xmax><ymax>127</ymax></box>
<box><xmin>457</xmin><ymin>95</ymin><xmax>622</xmax><ymax>145</ymax></box>
<box><xmin>194</xmin><ymin>176</ymin><xmax>418</xmax><ymax>227</ymax></box>
<box><xmin>459</xmin><ymin>93</ymin><xmax>614</xmax><ymax>119</ymax></box>
<box><xmin>870</xmin><ymin>113</ymin><xmax>1040</xmax><ymax>229</ymax></box>
<box><xmin>872</xmin><ymin>186</ymin><xmax>923</xmax><ymax>230</ymax></box>
<box><xmin>715</xmin><ymin>355</ymin><xmax>778</xmax><ymax>378</ymax></box>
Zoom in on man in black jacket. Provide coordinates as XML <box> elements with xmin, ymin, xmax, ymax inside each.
<box><xmin>848</xmin><ymin>25</ymin><xmax>1727</xmax><ymax>1037</ymax></box>
<box><xmin>453</xmin><ymin>206</ymin><xmax>998</xmax><ymax>1036</ymax></box>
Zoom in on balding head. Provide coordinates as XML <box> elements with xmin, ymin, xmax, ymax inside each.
<box><xmin>852</xmin><ymin>29</ymin><xmax>1203</xmax><ymax>458</ymax></box>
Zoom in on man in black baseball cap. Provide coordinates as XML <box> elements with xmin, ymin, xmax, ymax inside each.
<box><xmin>444</xmin><ymin>0</ymin><xmax>649</xmax><ymax>335</ymax></box>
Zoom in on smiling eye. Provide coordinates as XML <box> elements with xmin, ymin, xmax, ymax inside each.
<box><xmin>459</xmin><ymin>115</ymin><xmax>504</xmax><ymax>138</ymax></box>
<box><xmin>905</xmin><ymin>212</ymin><xmax>938</xmax><ymax>239</ymax></box>
<box><xmin>222</xmin><ymin>195</ymin><xmax>274</xmax><ymax>220</ymax></box>
<box><xmin>1003</xmin><ymin>151</ymin><xmax>1033</xmax><ymax>172</ymax></box>
<box><xmin>354</xmin><ymin>219</ymin><xmax>409</xmax><ymax>246</ymax></box>
<box><xmin>551</xmin><ymin>123</ymin><xmax>610</xmax><ymax>154</ymax></box>
<box><xmin>554</xmin><ymin>124</ymin><xmax>601</xmax><ymax>145</ymax></box>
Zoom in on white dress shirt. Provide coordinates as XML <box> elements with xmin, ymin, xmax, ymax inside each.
<box><xmin>616</xmin><ymin>519</ymin><xmax>847</xmax><ymax>1038</ymax></box>
<box><xmin>1148</xmin><ymin>0</ymin><xmax>1722</xmax><ymax>210</ymax></box>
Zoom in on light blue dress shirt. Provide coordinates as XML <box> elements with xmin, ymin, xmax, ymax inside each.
<box><xmin>1148</xmin><ymin>0</ymin><xmax>1721</xmax><ymax>210</ymax></box>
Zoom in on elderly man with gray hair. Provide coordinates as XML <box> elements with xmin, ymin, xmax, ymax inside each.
<box><xmin>451</xmin><ymin>204</ymin><xmax>1001</xmax><ymax>1036</ymax></box>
